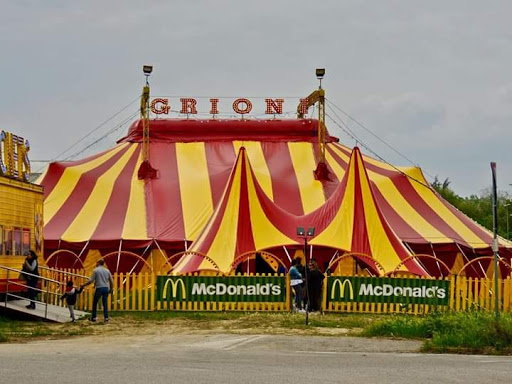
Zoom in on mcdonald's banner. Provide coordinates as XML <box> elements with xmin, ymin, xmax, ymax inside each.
<box><xmin>327</xmin><ymin>276</ymin><xmax>450</xmax><ymax>306</ymax></box>
<box><xmin>156</xmin><ymin>275</ymin><xmax>287</xmax><ymax>304</ymax></box>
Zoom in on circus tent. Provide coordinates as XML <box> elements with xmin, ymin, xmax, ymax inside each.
<box><xmin>173</xmin><ymin>146</ymin><xmax>428</xmax><ymax>276</ymax></box>
<box><xmin>38</xmin><ymin>118</ymin><xmax>512</xmax><ymax>275</ymax></box>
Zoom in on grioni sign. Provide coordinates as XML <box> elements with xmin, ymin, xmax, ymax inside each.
<box><xmin>150</xmin><ymin>98</ymin><xmax>310</xmax><ymax>116</ymax></box>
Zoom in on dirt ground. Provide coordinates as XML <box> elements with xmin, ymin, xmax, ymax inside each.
<box><xmin>2</xmin><ymin>311</ymin><xmax>423</xmax><ymax>354</ymax></box>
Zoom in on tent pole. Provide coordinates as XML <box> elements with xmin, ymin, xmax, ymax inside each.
<box><xmin>456</xmin><ymin>243</ymin><xmax>479</xmax><ymax>276</ymax></box>
<box><xmin>403</xmin><ymin>242</ymin><xmax>429</xmax><ymax>276</ymax></box>
<box><xmin>153</xmin><ymin>239</ymin><xmax>166</xmax><ymax>273</ymax></box>
<box><xmin>282</xmin><ymin>246</ymin><xmax>292</xmax><ymax>264</ymax></box>
<box><xmin>77</xmin><ymin>240</ymin><xmax>89</xmax><ymax>261</ymax></box>
<box><xmin>327</xmin><ymin>250</ymin><xmax>339</xmax><ymax>272</ymax></box>
<box><xmin>116</xmin><ymin>239</ymin><xmax>123</xmax><ymax>273</ymax></box>
<box><xmin>429</xmin><ymin>242</ymin><xmax>443</xmax><ymax>277</ymax></box>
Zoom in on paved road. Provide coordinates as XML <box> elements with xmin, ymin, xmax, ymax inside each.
<box><xmin>0</xmin><ymin>334</ymin><xmax>510</xmax><ymax>383</ymax></box>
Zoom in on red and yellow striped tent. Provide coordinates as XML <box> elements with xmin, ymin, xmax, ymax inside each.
<box><xmin>38</xmin><ymin>118</ymin><xmax>512</xmax><ymax>275</ymax></box>
<box><xmin>173</xmin><ymin>146</ymin><xmax>428</xmax><ymax>276</ymax></box>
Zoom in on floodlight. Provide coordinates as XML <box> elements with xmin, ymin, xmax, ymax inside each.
<box><xmin>143</xmin><ymin>65</ymin><xmax>153</xmax><ymax>75</ymax></box>
<box><xmin>316</xmin><ymin>68</ymin><xmax>325</xmax><ymax>79</ymax></box>
<box><xmin>296</xmin><ymin>227</ymin><xmax>305</xmax><ymax>237</ymax></box>
<box><xmin>307</xmin><ymin>227</ymin><xmax>315</xmax><ymax>237</ymax></box>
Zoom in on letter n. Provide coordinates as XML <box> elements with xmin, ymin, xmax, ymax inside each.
<box><xmin>265</xmin><ymin>99</ymin><xmax>284</xmax><ymax>114</ymax></box>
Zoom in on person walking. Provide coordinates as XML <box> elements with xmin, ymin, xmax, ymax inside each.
<box><xmin>22</xmin><ymin>250</ymin><xmax>39</xmax><ymax>309</ymax></box>
<box><xmin>81</xmin><ymin>260</ymin><xmax>114</xmax><ymax>322</ymax></box>
<box><xmin>289</xmin><ymin>258</ymin><xmax>304</xmax><ymax>311</ymax></box>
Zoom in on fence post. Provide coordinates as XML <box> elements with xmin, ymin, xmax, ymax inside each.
<box><xmin>44</xmin><ymin>281</ymin><xmax>49</xmax><ymax>319</ymax></box>
<box><xmin>322</xmin><ymin>274</ymin><xmax>328</xmax><ymax>313</ymax></box>
<box><xmin>150</xmin><ymin>273</ymin><xmax>155</xmax><ymax>311</ymax></box>
<box><xmin>5</xmin><ymin>269</ymin><xmax>10</xmax><ymax>307</ymax></box>
<box><xmin>449</xmin><ymin>275</ymin><xmax>455</xmax><ymax>310</ymax></box>
<box><xmin>285</xmin><ymin>273</ymin><xmax>290</xmax><ymax>312</ymax></box>
<box><xmin>505</xmin><ymin>277</ymin><xmax>511</xmax><ymax>312</ymax></box>
<box><xmin>113</xmin><ymin>273</ymin><xmax>118</xmax><ymax>311</ymax></box>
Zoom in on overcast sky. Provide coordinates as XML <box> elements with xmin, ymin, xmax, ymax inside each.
<box><xmin>2</xmin><ymin>0</ymin><xmax>511</xmax><ymax>196</ymax></box>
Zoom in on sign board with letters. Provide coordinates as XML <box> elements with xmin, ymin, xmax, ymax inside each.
<box><xmin>327</xmin><ymin>276</ymin><xmax>450</xmax><ymax>306</ymax></box>
<box><xmin>0</xmin><ymin>130</ymin><xmax>31</xmax><ymax>181</ymax></box>
<box><xmin>156</xmin><ymin>275</ymin><xmax>287</xmax><ymax>305</ymax></box>
<box><xmin>150</xmin><ymin>97</ymin><xmax>310</xmax><ymax>117</ymax></box>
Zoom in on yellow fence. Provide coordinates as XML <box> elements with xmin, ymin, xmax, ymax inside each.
<box><xmin>38</xmin><ymin>269</ymin><xmax>512</xmax><ymax>314</ymax></box>
<box><xmin>40</xmin><ymin>269</ymin><xmax>155</xmax><ymax>312</ymax></box>
<box><xmin>451</xmin><ymin>275</ymin><xmax>512</xmax><ymax>312</ymax></box>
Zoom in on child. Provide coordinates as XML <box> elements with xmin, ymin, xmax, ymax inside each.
<box><xmin>61</xmin><ymin>280</ymin><xmax>83</xmax><ymax>322</ymax></box>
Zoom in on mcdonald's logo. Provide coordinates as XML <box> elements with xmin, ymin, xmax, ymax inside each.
<box><xmin>331</xmin><ymin>278</ymin><xmax>354</xmax><ymax>300</ymax></box>
<box><xmin>162</xmin><ymin>278</ymin><xmax>187</xmax><ymax>300</ymax></box>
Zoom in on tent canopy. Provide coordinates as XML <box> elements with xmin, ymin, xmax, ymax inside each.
<box><xmin>174</xmin><ymin>146</ymin><xmax>428</xmax><ymax>275</ymax></box>
<box><xmin>39</xmin><ymin>118</ymin><xmax>512</xmax><ymax>273</ymax></box>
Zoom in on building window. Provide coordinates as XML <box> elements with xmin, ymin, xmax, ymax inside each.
<box><xmin>22</xmin><ymin>229</ymin><xmax>30</xmax><ymax>256</ymax></box>
<box><xmin>13</xmin><ymin>228</ymin><xmax>22</xmax><ymax>256</ymax></box>
<box><xmin>0</xmin><ymin>226</ymin><xmax>3</xmax><ymax>254</ymax></box>
<box><xmin>4</xmin><ymin>228</ymin><xmax>12</xmax><ymax>255</ymax></box>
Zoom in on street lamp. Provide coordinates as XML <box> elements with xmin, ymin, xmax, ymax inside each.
<box><xmin>297</xmin><ymin>226</ymin><xmax>315</xmax><ymax>325</ymax></box>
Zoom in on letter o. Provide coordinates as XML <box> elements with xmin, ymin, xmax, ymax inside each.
<box><xmin>227</xmin><ymin>286</ymin><xmax>237</xmax><ymax>295</ymax></box>
<box><xmin>232</xmin><ymin>98</ymin><xmax>253</xmax><ymax>114</ymax></box>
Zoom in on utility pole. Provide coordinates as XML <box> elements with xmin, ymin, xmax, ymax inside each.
<box><xmin>490</xmin><ymin>162</ymin><xmax>499</xmax><ymax>321</ymax></box>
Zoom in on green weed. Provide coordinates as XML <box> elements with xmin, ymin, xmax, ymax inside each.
<box><xmin>363</xmin><ymin>311</ymin><xmax>512</xmax><ymax>354</ymax></box>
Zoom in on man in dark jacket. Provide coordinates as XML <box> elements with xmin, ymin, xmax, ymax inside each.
<box><xmin>307</xmin><ymin>259</ymin><xmax>324</xmax><ymax>312</ymax></box>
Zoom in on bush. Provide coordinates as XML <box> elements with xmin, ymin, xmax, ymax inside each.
<box><xmin>362</xmin><ymin>311</ymin><xmax>512</xmax><ymax>354</ymax></box>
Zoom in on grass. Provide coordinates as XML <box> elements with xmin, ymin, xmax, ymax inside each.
<box><xmin>362</xmin><ymin>311</ymin><xmax>512</xmax><ymax>354</ymax></box>
<box><xmin>0</xmin><ymin>314</ymin><xmax>95</xmax><ymax>342</ymax></box>
<box><xmin>0</xmin><ymin>315</ymin><xmax>68</xmax><ymax>342</ymax></box>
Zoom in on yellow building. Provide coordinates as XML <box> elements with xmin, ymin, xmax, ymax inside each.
<box><xmin>0</xmin><ymin>130</ymin><xmax>44</xmax><ymax>286</ymax></box>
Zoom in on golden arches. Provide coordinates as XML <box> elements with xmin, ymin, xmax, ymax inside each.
<box><xmin>45</xmin><ymin>249</ymin><xmax>85</xmax><ymax>270</ymax></box>
<box><xmin>387</xmin><ymin>254</ymin><xmax>451</xmax><ymax>277</ymax></box>
<box><xmin>162</xmin><ymin>251</ymin><xmax>220</xmax><ymax>274</ymax></box>
<box><xmin>458</xmin><ymin>256</ymin><xmax>512</xmax><ymax>277</ymax></box>
<box><xmin>327</xmin><ymin>252</ymin><xmax>385</xmax><ymax>276</ymax></box>
<box><xmin>100</xmin><ymin>251</ymin><xmax>153</xmax><ymax>274</ymax></box>
<box><xmin>230</xmin><ymin>250</ymin><xmax>286</xmax><ymax>273</ymax></box>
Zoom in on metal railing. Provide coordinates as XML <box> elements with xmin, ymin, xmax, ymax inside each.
<box><xmin>0</xmin><ymin>265</ymin><xmax>64</xmax><ymax>320</ymax></box>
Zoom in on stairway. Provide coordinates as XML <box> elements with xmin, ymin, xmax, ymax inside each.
<box><xmin>0</xmin><ymin>264</ymin><xmax>89</xmax><ymax>323</ymax></box>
